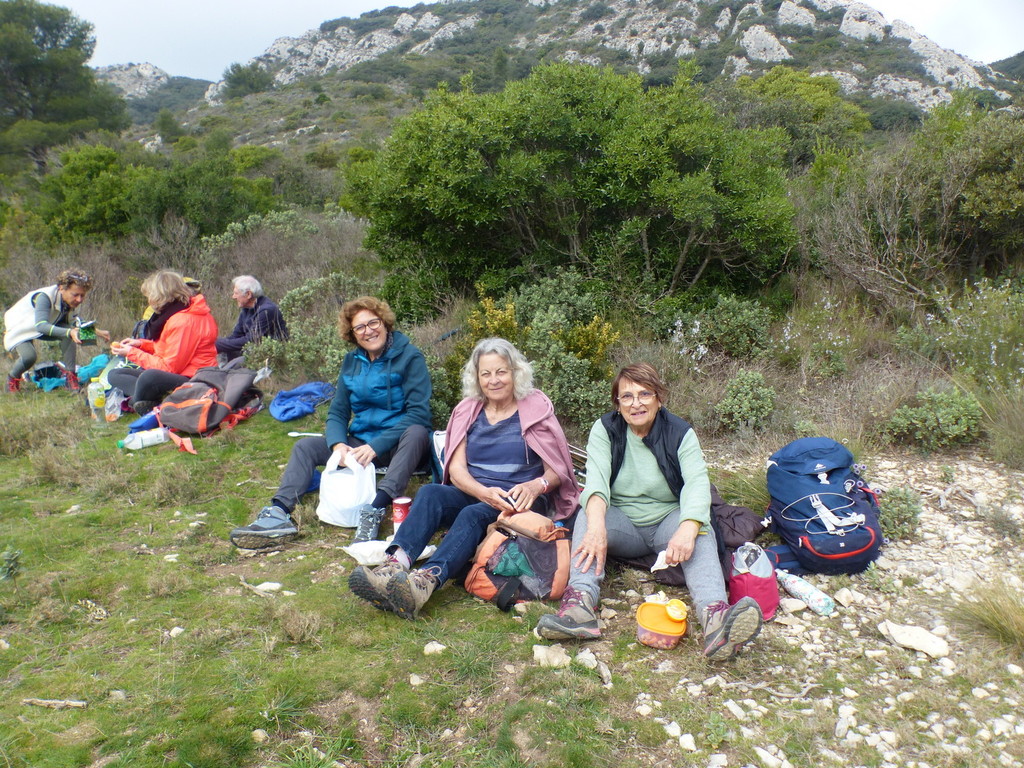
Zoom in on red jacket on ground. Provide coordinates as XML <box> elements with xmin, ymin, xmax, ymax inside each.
<box><xmin>124</xmin><ymin>295</ymin><xmax>218</xmax><ymax>376</ymax></box>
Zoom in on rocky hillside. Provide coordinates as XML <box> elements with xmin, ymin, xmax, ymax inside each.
<box><xmin>96</xmin><ymin>62</ymin><xmax>172</xmax><ymax>98</ymax></box>
<box><xmin>198</xmin><ymin>0</ymin><xmax>1017</xmax><ymax>109</ymax></box>
<box><xmin>95</xmin><ymin>64</ymin><xmax>211</xmax><ymax>124</ymax></box>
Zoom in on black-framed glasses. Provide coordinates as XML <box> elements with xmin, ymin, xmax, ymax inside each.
<box><xmin>617</xmin><ymin>390</ymin><xmax>656</xmax><ymax>406</ymax></box>
<box><xmin>353</xmin><ymin>317</ymin><xmax>383</xmax><ymax>335</ymax></box>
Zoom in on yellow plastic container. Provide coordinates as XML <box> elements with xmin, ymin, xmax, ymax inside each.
<box><xmin>636</xmin><ymin>601</ymin><xmax>688</xmax><ymax>649</ymax></box>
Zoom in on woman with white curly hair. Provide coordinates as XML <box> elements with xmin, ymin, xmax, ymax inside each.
<box><xmin>349</xmin><ymin>337</ymin><xmax>579</xmax><ymax>620</ymax></box>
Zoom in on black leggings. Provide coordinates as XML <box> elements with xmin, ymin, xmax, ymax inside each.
<box><xmin>107</xmin><ymin>367</ymin><xmax>189</xmax><ymax>407</ymax></box>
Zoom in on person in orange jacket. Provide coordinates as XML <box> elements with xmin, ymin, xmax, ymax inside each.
<box><xmin>108</xmin><ymin>270</ymin><xmax>218</xmax><ymax>414</ymax></box>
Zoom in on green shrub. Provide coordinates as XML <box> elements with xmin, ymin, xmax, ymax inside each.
<box><xmin>773</xmin><ymin>293</ymin><xmax>855</xmax><ymax>379</ymax></box>
<box><xmin>907</xmin><ymin>280</ymin><xmax>1024</xmax><ymax>390</ymax></box>
<box><xmin>716</xmin><ymin>370</ymin><xmax>776</xmax><ymax>431</ymax></box>
<box><xmin>245</xmin><ymin>271</ymin><xmax>373</xmax><ymax>382</ymax></box>
<box><xmin>435</xmin><ymin>275</ymin><xmax>619</xmax><ymax>435</ymax></box>
<box><xmin>878</xmin><ymin>486</ymin><xmax>922</xmax><ymax>541</ymax></box>
<box><xmin>882</xmin><ymin>387</ymin><xmax>983</xmax><ymax>451</ymax></box>
<box><xmin>668</xmin><ymin>295</ymin><xmax>773</xmax><ymax>367</ymax></box>
<box><xmin>199</xmin><ymin>209</ymin><xmax>320</xmax><ymax>254</ymax></box>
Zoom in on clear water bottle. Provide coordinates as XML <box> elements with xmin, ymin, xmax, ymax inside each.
<box><xmin>86</xmin><ymin>379</ymin><xmax>105</xmax><ymax>422</ymax></box>
<box><xmin>118</xmin><ymin>427</ymin><xmax>171</xmax><ymax>450</ymax></box>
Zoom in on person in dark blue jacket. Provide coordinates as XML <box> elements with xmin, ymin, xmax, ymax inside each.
<box><xmin>215</xmin><ymin>275</ymin><xmax>289</xmax><ymax>362</ymax></box>
<box><xmin>230</xmin><ymin>296</ymin><xmax>432</xmax><ymax>549</ymax></box>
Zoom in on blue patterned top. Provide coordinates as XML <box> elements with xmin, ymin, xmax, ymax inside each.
<box><xmin>466</xmin><ymin>410</ymin><xmax>542</xmax><ymax>490</ymax></box>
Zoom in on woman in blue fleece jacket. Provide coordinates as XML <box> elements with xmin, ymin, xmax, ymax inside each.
<box><xmin>230</xmin><ymin>296</ymin><xmax>432</xmax><ymax>549</ymax></box>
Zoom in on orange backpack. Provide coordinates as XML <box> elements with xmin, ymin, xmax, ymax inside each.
<box><xmin>158</xmin><ymin>365</ymin><xmax>263</xmax><ymax>436</ymax></box>
<box><xmin>463</xmin><ymin>511</ymin><xmax>570</xmax><ymax>611</ymax></box>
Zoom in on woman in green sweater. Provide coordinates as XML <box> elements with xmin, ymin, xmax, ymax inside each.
<box><xmin>535</xmin><ymin>363</ymin><xmax>763</xmax><ymax>660</ymax></box>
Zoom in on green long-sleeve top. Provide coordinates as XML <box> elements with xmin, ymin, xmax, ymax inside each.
<box><xmin>579</xmin><ymin>417</ymin><xmax>712</xmax><ymax>530</ymax></box>
<box><xmin>32</xmin><ymin>291</ymin><xmax>73</xmax><ymax>338</ymax></box>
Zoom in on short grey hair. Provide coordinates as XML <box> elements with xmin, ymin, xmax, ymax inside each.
<box><xmin>232</xmin><ymin>275</ymin><xmax>264</xmax><ymax>298</ymax></box>
<box><xmin>462</xmin><ymin>337</ymin><xmax>534</xmax><ymax>401</ymax></box>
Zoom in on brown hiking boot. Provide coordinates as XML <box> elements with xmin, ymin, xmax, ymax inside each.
<box><xmin>387</xmin><ymin>569</ymin><xmax>439</xmax><ymax>620</ymax></box>
<box><xmin>349</xmin><ymin>557</ymin><xmax>407</xmax><ymax>612</ymax></box>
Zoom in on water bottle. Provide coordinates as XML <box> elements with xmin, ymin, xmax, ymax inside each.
<box><xmin>776</xmin><ymin>570</ymin><xmax>836</xmax><ymax>616</ymax></box>
<box><xmin>86</xmin><ymin>379</ymin><xmax>105</xmax><ymax>422</ymax></box>
<box><xmin>118</xmin><ymin>427</ymin><xmax>171</xmax><ymax>450</ymax></box>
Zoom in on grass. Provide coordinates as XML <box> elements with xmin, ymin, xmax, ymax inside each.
<box><xmin>2</xmin><ymin>386</ymin><xmax>1024</xmax><ymax>768</ymax></box>
<box><xmin>980</xmin><ymin>387</ymin><xmax>1024</xmax><ymax>470</ymax></box>
<box><xmin>957</xmin><ymin>579</ymin><xmax>1024</xmax><ymax>654</ymax></box>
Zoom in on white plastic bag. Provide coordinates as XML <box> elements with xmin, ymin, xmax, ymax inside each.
<box><xmin>316</xmin><ymin>451</ymin><xmax>375</xmax><ymax>528</ymax></box>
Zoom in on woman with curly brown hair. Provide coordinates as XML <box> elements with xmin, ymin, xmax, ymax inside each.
<box><xmin>230</xmin><ymin>296</ymin><xmax>433</xmax><ymax>550</ymax></box>
<box><xmin>4</xmin><ymin>268</ymin><xmax>110</xmax><ymax>392</ymax></box>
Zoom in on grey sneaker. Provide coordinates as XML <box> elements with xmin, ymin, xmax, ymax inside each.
<box><xmin>353</xmin><ymin>504</ymin><xmax>386</xmax><ymax>543</ymax></box>
<box><xmin>702</xmin><ymin>597</ymin><xmax>763</xmax><ymax>660</ymax></box>
<box><xmin>229</xmin><ymin>505</ymin><xmax>298</xmax><ymax>549</ymax></box>
<box><xmin>387</xmin><ymin>569</ymin><xmax>438</xmax><ymax>620</ymax></box>
<box><xmin>534</xmin><ymin>585</ymin><xmax>601</xmax><ymax>641</ymax></box>
<box><xmin>348</xmin><ymin>557</ymin><xmax>407</xmax><ymax>612</ymax></box>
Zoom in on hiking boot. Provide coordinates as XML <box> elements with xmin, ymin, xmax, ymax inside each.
<box><xmin>534</xmin><ymin>585</ymin><xmax>601</xmax><ymax>641</ymax></box>
<box><xmin>702</xmin><ymin>597</ymin><xmax>763</xmax><ymax>661</ymax></box>
<box><xmin>387</xmin><ymin>569</ymin><xmax>439</xmax><ymax>620</ymax></box>
<box><xmin>353</xmin><ymin>504</ymin><xmax>386</xmax><ymax>543</ymax></box>
<box><xmin>133</xmin><ymin>399</ymin><xmax>157</xmax><ymax>415</ymax></box>
<box><xmin>229</xmin><ymin>505</ymin><xmax>298</xmax><ymax>549</ymax></box>
<box><xmin>348</xmin><ymin>556</ymin><xmax>407</xmax><ymax>612</ymax></box>
<box><xmin>6</xmin><ymin>376</ymin><xmax>21</xmax><ymax>394</ymax></box>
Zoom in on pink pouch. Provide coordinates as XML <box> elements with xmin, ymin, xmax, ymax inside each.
<box><xmin>728</xmin><ymin>543</ymin><xmax>779</xmax><ymax>621</ymax></box>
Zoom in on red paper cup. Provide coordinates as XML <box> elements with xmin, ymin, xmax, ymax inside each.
<box><xmin>392</xmin><ymin>497</ymin><xmax>411</xmax><ymax>534</ymax></box>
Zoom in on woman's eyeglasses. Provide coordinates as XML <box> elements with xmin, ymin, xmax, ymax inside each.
<box><xmin>353</xmin><ymin>317</ymin><xmax>383</xmax><ymax>335</ymax></box>
<box><xmin>616</xmin><ymin>391</ymin><xmax>656</xmax><ymax>406</ymax></box>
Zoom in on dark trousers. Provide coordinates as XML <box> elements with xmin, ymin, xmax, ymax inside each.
<box><xmin>107</xmin><ymin>367</ymin><xmax>189</xmax><ymax>406</ymax></box>
<box><xmin>10</xmin><ymin>336</ymin><xmax>76</xmax><ymax>378</ymax></box>
<box><xmin>271</xmin><ymin>425</ymin><xmax>430</xmax><ymax>514</ymax></box>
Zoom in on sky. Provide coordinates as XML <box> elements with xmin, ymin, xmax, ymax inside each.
<box><xmin>54</xmin><ymin>0</ymin><xmax>1024</xmax><ymax>81</ymax></box>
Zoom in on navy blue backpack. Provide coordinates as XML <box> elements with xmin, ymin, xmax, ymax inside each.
<box><xmin>765</xmin><ymin>437</ymin><xmax>883</xmax><ymax>575</ymax></box>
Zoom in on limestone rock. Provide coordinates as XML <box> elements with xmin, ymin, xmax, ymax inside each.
<box><xmin>780</xmin><ymin>598</ymin><xmax>808</xmax><ymax>613</ymax></box>
<box><xmin>575</xmin><ymin>648</ymin><xmax>598</xmax><ymax>670</ymax></box>
<box><xmin>95</xmin><ymin>63</ymin><xmax>171</xmax><ymax>99</ymax></box>
<box><xmin>533</xmin><ymin>643</ymin><xmax>571</xmax><ymax>668</ymax></box>
<box><xmin>740</xmin><ymin>25</ymin><xmax>792</xmax><ymax>62</ymax></box>
<box><xmin>839</xmin><ymin>4</ymin><xmax>885</xmax><ymax>42</ymax></box>
<box><xmin>777</xmin><ymin>1</ymin><xmax>815</xmax><ymax>28</ymax></box>
<box><xmin>877</xmin><ymin>620</ymin><xmax>950</xmax><ymax>658</ymax></box>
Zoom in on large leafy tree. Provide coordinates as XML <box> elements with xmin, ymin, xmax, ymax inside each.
<box><xmin>36</xmin><ymin>141</ymin><xmax>277</xmax><ymax>242</ymax></box>
<box><xmin>729</xmin><ymin>66</ymin><xmax>871</xmax><ymax>170</ymax></box>
<box><xmin>345</xmin><ymin>63</ymin><xmax>796</xmax><ymax>306</ymax></box>
<box><xmin>0</xmin><ymin>0</ymin><xmax>128</xmax><ymax>168</ymax></box>
<box><xmin>805</xmin><ymin>95</ymin><xmax>1024</xmax><ymax>312</ymax></box>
